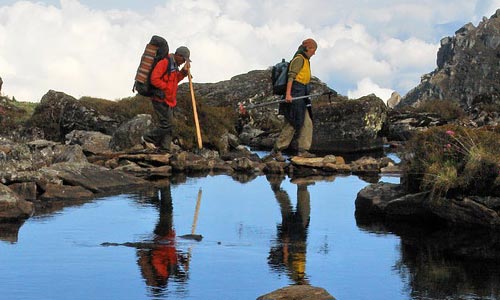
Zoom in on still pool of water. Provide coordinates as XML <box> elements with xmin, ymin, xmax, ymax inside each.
<box><xmin>1</xmin><ymin>174</ymin><xmax>499</xmax><ymax>300</ymax></box>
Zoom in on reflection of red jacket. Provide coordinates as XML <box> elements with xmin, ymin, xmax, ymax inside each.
<box><xmin>151</xmin><ymin>230</ymin><xmax>177</xmax><ymax>279</ymax></box>
<box><xmin>150</xmin><ymin>56</ymin><xmax>187</xmax><ymax>107</ymax></box>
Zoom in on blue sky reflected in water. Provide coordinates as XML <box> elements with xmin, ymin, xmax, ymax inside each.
<box><xmin>0</xmin><ymin>174</ymin><xmax>412</xmax><ymax>300</ymax></box>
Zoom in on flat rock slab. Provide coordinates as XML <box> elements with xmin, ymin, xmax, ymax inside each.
<box><xmin>41</xmin><ymin>162</ymin><xmax>151</xmax><ymax>194</ymax></box>
<box><xmin>290</xmin><ymin>155</ymin><xmax>338</xmax><ymax>167</ymax></box>
<box><xmin>39</xmin><ymin>183</ymin><xmax>94</xmax><ymax>201</ymax></box>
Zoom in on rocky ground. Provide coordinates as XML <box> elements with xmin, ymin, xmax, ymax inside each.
<box><xmin>0</xmin><ymin>128</ymin><xmax>400</xmax><ymax>222</ymax></box>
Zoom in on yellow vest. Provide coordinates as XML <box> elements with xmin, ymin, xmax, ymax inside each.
<box><xmin>292</xmin><ymin>54</ymin><xmax>311</xmax><ymax>85</ymax></box>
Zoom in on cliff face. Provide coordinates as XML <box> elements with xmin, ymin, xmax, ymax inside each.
<box><xmin>399</xmin><ymin>9</ymin><xmax>500</xmax><ymax>108</ymax></box>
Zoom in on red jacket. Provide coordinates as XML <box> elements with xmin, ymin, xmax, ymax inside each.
<box><xmin>150</xmin><ymin>55</ymin><xmax>187</xmax><ymax>107</ymax></box>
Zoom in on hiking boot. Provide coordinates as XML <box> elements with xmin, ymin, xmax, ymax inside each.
<box><xmin>271</xmin><ymin>150</ymin><xmax>286</xmax><ymax>162</ymax></box>
<box><xmin>141</xmin><ymin>136</ymin><xmax>157</xmax><ymax>151</ymax></box>
<box><xmin>297</xmin><ymin>150</ymin><xmax>316</xmax><ymax>158</ymax></box>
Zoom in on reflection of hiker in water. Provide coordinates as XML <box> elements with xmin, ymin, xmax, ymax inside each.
<box><xmin>137</xmin><ymin>184</ymin><xmax>188</xmax><ymax>291</ymax></box>
<box><xmin>268</xmin><ymin>176</ymin><xmax>311</xmax><ymax>284</ymax></box>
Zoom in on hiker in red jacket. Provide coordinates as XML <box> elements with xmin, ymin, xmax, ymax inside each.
<box><xmin>141</xmin><ymin>46</ymin><xmax>191</xmax><ymax>152</ymax></box>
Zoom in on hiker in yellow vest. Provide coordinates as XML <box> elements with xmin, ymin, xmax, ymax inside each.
<box><xmin>272</xmin><ymin>38</ymin><xmax>317</xmax><ymax>161</ymax></box>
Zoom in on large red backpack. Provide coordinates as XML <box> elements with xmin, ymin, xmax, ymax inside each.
<box><xmin>132</xmin><ymin>35</ymin><xmax>169</xmax><ymax>97</ymax></box>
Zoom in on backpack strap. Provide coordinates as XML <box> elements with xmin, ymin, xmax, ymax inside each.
<box><xmin>160</xmin><ymin>54</ymin><xmax>178</xmax><ymax>78</ymax></box>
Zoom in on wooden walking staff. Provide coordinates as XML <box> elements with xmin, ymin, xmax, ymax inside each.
<box><xmin>188</xmin><ymin>70</ymin><xmax>203</xmax><ymax>149</ymax></box>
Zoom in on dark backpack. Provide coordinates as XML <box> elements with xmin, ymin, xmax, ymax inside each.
<box><xmin>271</xmin><ymin>58</ymin><xmax>289</xmax><ymax>95</ymax></box>
<box><xmin>132</xmin><ymin>35</ymin><xmax>169</xmax><ymax>97</ymax></box>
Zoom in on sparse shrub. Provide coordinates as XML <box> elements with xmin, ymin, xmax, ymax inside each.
<box><xmin>413</xmin><ymin>99</ymin><xmax>466</xmax><ymax>121</ymax></box>
<box><xmin>476</xmin><ymin>103</ymin><xmax>500</xmax><ymax>114</ymax></box>
<box><xmin>79</xmin><ymin>95</ymin><xmax>153</xmax><ymax>121</ymax></box>
<box><xmin>174</xmin><ymin>93</ymin><xmax>238</xmax><ymax>150</ymax></box>
<box><xmin>403</xmin><ymin>125</ymin><xmax>500</xmax><ymax>198</ymax></box>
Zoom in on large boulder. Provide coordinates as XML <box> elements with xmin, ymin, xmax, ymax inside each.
<box><xmin>355</xmin><ymin>183</ymin><xmax>432</xmax><ymax>221</ymax></box>
<box><xmin>386</xmin><ymin>91</ymin><xmax>401</xmax><ymax>108</ymax></box>
<box><xmin>109</xmin><ymin>114</ymin><xmax>153</xmax><ymax>152</ymax></box>
<box><xmin>312</xmin><ymin>94</ymin><xmax>388</xmax><ymax>153</ymax></box>
<box><xmin>28</xmin><ymin>90</ymin><xmax>119</xmax><ymax>142</ymax></box>
<box><xmin>356</xmin><ymin>183</ymin><xmax>500</xmax><ymax>228</ymax></box>
<box><xmin>180</xmin><ymin>69</ymin><xmax>330</xmax><ymax>108</ymax></box>
<box><xmin>65</xmin><ymin>130</ymin><xmax>113</xmax><ymax>155</ymax></box>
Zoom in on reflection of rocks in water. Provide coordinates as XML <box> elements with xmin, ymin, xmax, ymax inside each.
<box><xmin>231</xmin><ymin>172</ymin><xmax>258</xmax><ymax>184</ymax></box>
<box><xmin>33</xmin><ymin>199</ymin><xmax>91</xmax><ymax>218</ymax></box>
<box><xmin>0</xmin><ymin>221</ymin><xmax>25</xmax><ymax>243</ymax></box>
<box><xmin>358</xmin><ymin>219</ymin><xmax>500</xmax><ymax>299</ymax></box>
<box><xmin>356</xmin><ymin>174</ymin><xmax>380</xmax><ymax>184</ymax></box>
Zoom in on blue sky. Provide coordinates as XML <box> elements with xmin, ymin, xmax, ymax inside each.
<box><xmin>0</xmin><ymin>0</ymin><xmax>498</xmax><ymax>102</ymax></box>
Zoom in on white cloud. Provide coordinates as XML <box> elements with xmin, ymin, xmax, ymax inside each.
<box><xmin>0</xmin><ymin>0</ymin><xmax>498</xmax><ymax>102</ymax></box>
<box><xmin>348</xmin><ymin>78</ymin><xmax>394</xmax><ymax>102</ymax></box>
<box><xmin>380</xmin><ymin>38</ymin><xmax>439</xmax><ymax>70</ymax></box>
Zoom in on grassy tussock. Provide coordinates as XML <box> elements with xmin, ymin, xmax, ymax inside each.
<box><xmin>404</xmin><ymin>124</ymin><xmax>500</xmax><ymax>197</ymax></box>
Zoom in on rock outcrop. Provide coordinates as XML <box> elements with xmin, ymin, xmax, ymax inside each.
<box><xmin>356</xmin><ymin>183</ymin><xmax>500</xmax><ymax>228</ymax></box>
<box><xmin>29</xmin><ymin>90</ymin><xmax>119</xmax><ymax>141</ymax></box>
<box><xmin>386</xmin><ymin>91</ymin><xmax>401</xmax><ymax>108</ymax></box>
<box><xmin>384</xmin><ymin>111</ymin><xmax>448</xmax><ymax>141</ymax></box>
<box><xmin>241</xmin><ymin>94</ymin><xmax>388</xmax><ymax>153</ymax></box>
<box><xmin>179</xmin><ymin>69</ymin><xmax>330</xmax><ymax>108</ymax></box>
<box><xmin>399</xmin><ymin>9</ymin><xmax>500</xmax><ymax>108</ymax></box>
<box><xmin>312</xmin><ymin>94</ymin><xmax>387</xmax><ymax>153</ymax></box>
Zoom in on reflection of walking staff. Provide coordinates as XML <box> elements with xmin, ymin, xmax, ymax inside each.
<box><xmin>179</xmin><ymin>188</ymin><xmax>203</xmax><ymax>241</ymax></box>
<box><xmin>184</xmin><ymin>188</ymin><xmax>203</xmax><ymax>273</ymax></box>
<box><xmin>191</xmin><ymin>188</ymin><xmax>202</xmax><ymax>235</ymax></box>
<box><xmin>188</xmin><ymin>71</ymin><xmax>203</xmax><ymax>149</ymax></box>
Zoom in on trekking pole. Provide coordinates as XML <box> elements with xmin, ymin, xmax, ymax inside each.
<box><xmin>188</xmin><ymin>70</ymin><xmax>203</xmax><ymax>149</ymax></box>
<box><xmin>245</xmin><ymin>91</ymin><xmax>333</xmax><ymax>109</ymax></box>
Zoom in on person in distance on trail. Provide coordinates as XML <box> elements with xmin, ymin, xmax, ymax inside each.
<box><xmin>141</xmin><ymin>46</ymin><xmax>191</xmax><ymax>153</ymax></box>
<box><xmin>271</xmin><ymin>38</ymin><xmax>318</xmax><ymax>161</ymax></box>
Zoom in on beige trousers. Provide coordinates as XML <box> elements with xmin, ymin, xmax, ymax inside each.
<box><xmin>275</xmin><ymin>111</ymin><xmax>313</xmax><ymax>152</ymax></box>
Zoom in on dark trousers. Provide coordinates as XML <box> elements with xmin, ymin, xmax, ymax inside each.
<box><xmin>144</xmin><ymin>100</ymin><xmax>174</xmax><ymax>151</ymax></box>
